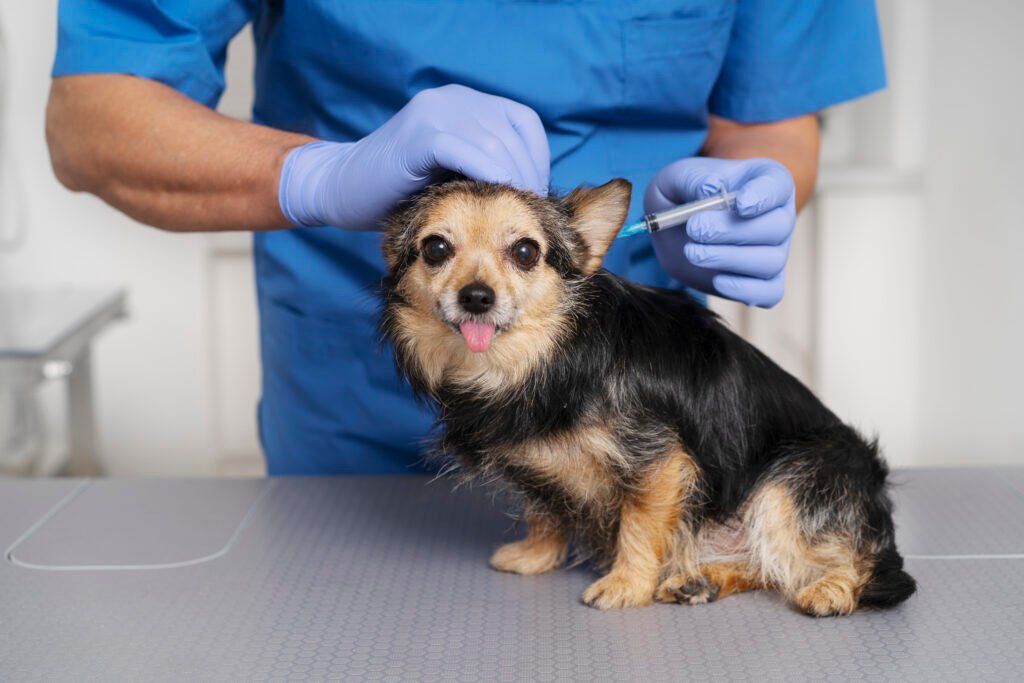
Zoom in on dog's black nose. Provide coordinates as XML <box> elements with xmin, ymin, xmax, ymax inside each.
<box><xmin>458</xmin><ymin>283</ymin><xmax>495</xmax><ymax>314</ymax></box>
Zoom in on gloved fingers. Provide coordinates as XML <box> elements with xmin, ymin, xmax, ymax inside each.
<box><xmin>645</xmin><ymin>163</ymin><xmax>727</xmax><ymax>212</ymax></box>
<box><xmin>686</xmin><ymin>208</ymin><xmax>793</xmax><ymax>246</ymax></box>
<box><xmin>460</xmin><ymin>119</ymin><xmax>540</xmax><ymax>193</ymax></box>
<box><xmin>500</xmin><ymin>99</ymin><xmax>551</xmax><ymax>193</ymax></box>
<box><xmin>683</xmin><ymin>243</ymin><xmax>788</xmax><ymax>280</ymax></box>
<box><xmin>427</xmin><ymin>132</ymin><xmax>514</xmax><ymax>186</ymax></box>
<box><xmin>712</xmin><ymin>272</ymin><xmax>786</xmax><ymax>309</ymax></box>
<box><xmin>733</xmin><ymin>164</ymin><xmax>795</xmax><ymax>218</ymax></box>
<box><xmin>482</xmin><ymin>118</ymin><xmax>546</xmax><ymax>195</ymax></box>
<box><xmin>426</xmin><ymin>85</ymin><xmax>549</xmax><ymax>191</ymax></box>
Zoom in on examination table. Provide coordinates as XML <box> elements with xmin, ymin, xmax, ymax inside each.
<box><xmin>2</xmin><ymin>469</ymin><xmax>1022</xmax><ymax>681</ymax></box>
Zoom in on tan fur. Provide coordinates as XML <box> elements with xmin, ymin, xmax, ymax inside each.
<box><xmin>562</xmin><ymin>179</ymin><xmax>632</xmax><ymax>274</ymax></box>
<box><xmin>512</xmin><ymin>425</ymin><xmax>627</xmax><ymax>506</ymax></box>
<box><xmin>389</xmin><ymin>180</ymin><xmax>630</xmax><ymax>394</ymax></box>
<box><xmin>386</xmin><ymin>180</ymin><xmax>899</xmax><ymax>616</ymax></box>
<box><xmin>700</xmin><ymin>562</ymin><xmax>763</xmax><ymax>598</ymax></box>
<box><xmin>392</xmin><ymin>191</ymin><xmax>572</xmax><ymax>393</ymax></box>
<box><xmin>653</xmin><ymin>485</ymin><xmax>874</xmax><ymax>613</ymax></box>
<box><xmin>795</xmin><ymin>574</ymin><xmax>858</xmax><ymax>616</ymax></box>
<box><xmin>655</xmin><ymin>562</ymin><xmax>762</xmax><ymax>605</ymax></box>
<box><xmin>660</xmin><ymin>449</ymin><xmax>703</xmax><ymax>581</ymax></box>
<box><xmin>490</xmin><ymin>509</ymin><xmax>568</xmax><ymax>575</ymax></box>
<box><xmin>582</xmin><ymin>448</ymin><xmax>690</xmax><ymax>610</ymax></box>
<box><xmin>389</xmin><ymin>302</ymin><xmax>569</xmax><ymax>394</ymax></box>
<box><xmin>740</xmin><ymin>485</ymin><xmax>873</xmax><ymax>615</ymax></box>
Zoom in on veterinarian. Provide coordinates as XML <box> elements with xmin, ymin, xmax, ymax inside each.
<box><xmin>47</xmin><ymin>1</ymin><xmax>885</xmax><ymax>475</ymax></box>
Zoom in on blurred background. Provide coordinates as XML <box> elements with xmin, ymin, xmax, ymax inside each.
<box><xmin>0</xmin><ymin>1</ymin><xmax>1021</xmax><ymax>477</ymax></box>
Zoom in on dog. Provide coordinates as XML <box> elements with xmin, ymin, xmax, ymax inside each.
<box><xmin>380</xmin><ymin>178</ymin><xmax>916</xmax><ymax>616</ymax></box>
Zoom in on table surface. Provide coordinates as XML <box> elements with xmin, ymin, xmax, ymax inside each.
<box><xmin>2</xmin><ymin>468</ymin><xmax>1023</xmax><ymax>682</ymax></box>
<box><xmin>0</xmin><ymin>288</ymin><xmax>126</xmax><ymax>358</ymax></box>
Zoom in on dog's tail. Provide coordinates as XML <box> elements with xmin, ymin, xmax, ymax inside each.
<box><xmin>859</xmin><ymin>544</ymin><xmax>917</xmax><ymax>608</ymax></box>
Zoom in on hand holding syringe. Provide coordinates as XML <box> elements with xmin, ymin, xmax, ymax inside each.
<box><xmin>620</xmin><ymin>156</ymin><xmax>796</xmax><ymax>308</ymax></box>
<box><xmin>618</xmin><ymin>188</ymin><xmax>737</xmax><ymax>239</ymax></box>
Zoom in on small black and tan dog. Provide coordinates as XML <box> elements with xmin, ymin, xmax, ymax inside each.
<box><xmin>381</xmin><ymin>178</ymin><xmax>915</xmax><ymax>616</ymax></box>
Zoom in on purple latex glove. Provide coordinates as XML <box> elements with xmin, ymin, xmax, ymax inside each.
<box><xmin>279</xmin><ymin>84</ymin><xmax>550</xmax><ymax>231</ymax></box>
<box><xmin>645</xmin><ymin>157</ymin><xmax>796</xmax><ymax>308</ymax></box>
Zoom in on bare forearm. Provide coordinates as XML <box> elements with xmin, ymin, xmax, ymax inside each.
<box><xmin>46</xmin><ymin>74</ymin><xmax>315</xmax><ymax>232</ymax></box>
<box><xmin>700</xmin><ymin>114</ymin><xmax>820</xmax><ymax>211</ymax></box>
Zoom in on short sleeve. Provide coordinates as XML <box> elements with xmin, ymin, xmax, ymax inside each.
<box><xmin>52</xmin><ymin>0</ymin><xmax>256</xmax><ymax>108</ymax></box>
<box><xmin>709</xmin><ymin>0</ymin><xmax>886</xmax><ymax>122</ymax></box>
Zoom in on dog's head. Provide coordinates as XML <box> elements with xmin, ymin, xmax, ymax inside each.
<box><xmin>382</xmin><ymin>178</ymin><xmax>631</xmax><ymax>392</ymax></box>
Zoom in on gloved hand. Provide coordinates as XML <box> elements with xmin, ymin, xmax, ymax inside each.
<box><xmin>279</xmin><ymin>84</ymin><xmax>550</xmax><ymax>231</ymax></box>
<box><xmin>645</xmin><ymin>157</ymin><xmax>796</xmax><ymax>307</ymax></box>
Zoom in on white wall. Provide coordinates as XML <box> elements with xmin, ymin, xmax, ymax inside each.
<box><xmin>1</xmin><ymin>2</ymin><xmax>1022</xmax><ymax>475</ymax></box>
<box><xmin>826</xmin><ymin>1</ymin><xmax>1024</xmax><ymax>466</ymax></box>
<box><xmin>719</xmin><ymin>0</ymin><xmax>1023</xmax><ymax>468</ymax></box>
<box><xmin>803</xmin><ymin>0</ymin><xmax>931</xmax><ymax>468</ymax></box>
<box><xmin>0</xmin><ymin>3</ymin><xmax>260</xmax><ymax>476</ymax></box>
<box><xmin>915</xmin><ymin>1</ymin><xmax>1024</xmax><ymax>464</ymax></box>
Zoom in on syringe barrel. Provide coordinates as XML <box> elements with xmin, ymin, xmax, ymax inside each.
<box><xmin>645</xmin><ymin>189</ymin><xmax>736</xmax><ymax>233</ymax></box>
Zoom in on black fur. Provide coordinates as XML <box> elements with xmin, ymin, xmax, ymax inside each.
<box><xmin>381</xmin><ymin>180</ymin><xmax>916</xmax><ymax>612</ymax></box>
<box><xmin>859</xmin><ymin>546</ymin><xmax>917</xmax><ymax>608</ymax></box>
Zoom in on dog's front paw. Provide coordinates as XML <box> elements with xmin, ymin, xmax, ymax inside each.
<box><xmin>490</xmin><ymin>540</ymin><xmax>564</xmax><ymax>575</ymax></box>
<box><xmin>582</xmin><ymin>573</ymin><xmax>654</xmax><ymax>610</ymax></box>
<box><xmin>655</xmin><ymin>574</ymin><xmax>720</xmax><ymax>605</ymax></box>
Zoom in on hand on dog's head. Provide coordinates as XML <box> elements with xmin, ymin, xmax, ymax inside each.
<box><xmin>380</xmin><ymin>178</ymin><xmax>631</xmax><ymax>383</ymax></box>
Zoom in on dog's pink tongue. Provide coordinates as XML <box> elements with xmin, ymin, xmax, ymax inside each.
<box><xmin>459</xmin><ymin>321</ymin><xmax>496</xmax><ymax>353</ymax></box>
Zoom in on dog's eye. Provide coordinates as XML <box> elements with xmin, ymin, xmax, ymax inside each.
<box><xmin>510</xmin><ymin>239</ymin><xmax>540</xmax><ymax>269</ymax></box>
<box><xmin>421</xmin><ymin>236</ymin><xmax>452</xmax><ymax>266</ymax></box>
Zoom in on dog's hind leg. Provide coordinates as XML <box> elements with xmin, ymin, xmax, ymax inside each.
<box><xmin>700</xmin><ymin>562</ymin><xmax>762</xmax><ymax>599</ymax></box>
<box><xmin>794</xmin><ymin>561</ymin><xmax>866</xmax><ymax>617</ymax></box>
<box><xmin>743</xmin><ymin>428</ymin><xmax>915</xmax><ymax>616</ymax></box>
<box><xmin>655</xmin><ymin>561</ymin><xmax>763</xmax><ymax>605</ymax></box>
<box><xmin>744</xmin><ymin>484</ymin><xmax>872</xmax><ymax>616</ymax></box>
<box><xmin>582</xmin><ymin>447</ymin><xmax>697</xmax><ymax>609</ymax></box>
<box><xmin>656</xmin><ymin>520</ymin><xmax>764</xmax><ymax>605</ymax></box>
<box><xmin>490</xmin><ymin>506</ymin><xmax>568</xmax><ymax>575</ymax></box>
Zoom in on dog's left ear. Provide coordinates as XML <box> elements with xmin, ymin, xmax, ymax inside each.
<box><xmin>561</xmin><ymin>178</ymin><xmax>632</xmax><ymax>274</ymax></box>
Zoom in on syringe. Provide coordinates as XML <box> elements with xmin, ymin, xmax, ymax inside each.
<box><xmin>618</xmin><ymin>188</ymin><xmax>737</xmax><ymax>238</ymax></box>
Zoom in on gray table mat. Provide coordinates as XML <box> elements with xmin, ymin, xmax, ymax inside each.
<box><xmin>2</xmin><ymin>470</ymin><xmax>1022</xmax><ymax>682</ymax></box>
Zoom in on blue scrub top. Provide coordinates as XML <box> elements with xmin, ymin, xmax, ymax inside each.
<box><xmin>54</xmin><ymin>0</ymin><xmax>885</xmax><ymax>475</ymax></box>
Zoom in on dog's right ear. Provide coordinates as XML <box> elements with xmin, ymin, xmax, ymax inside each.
<box><xmin>561</xmin><ymin>179</ymin><xmax>632</xmax><ymax>274</ymax></box>
<box><xmin>381</xmin><ymin>201</ymin><xmax>421</xmax><ymax>276</ymax></box>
